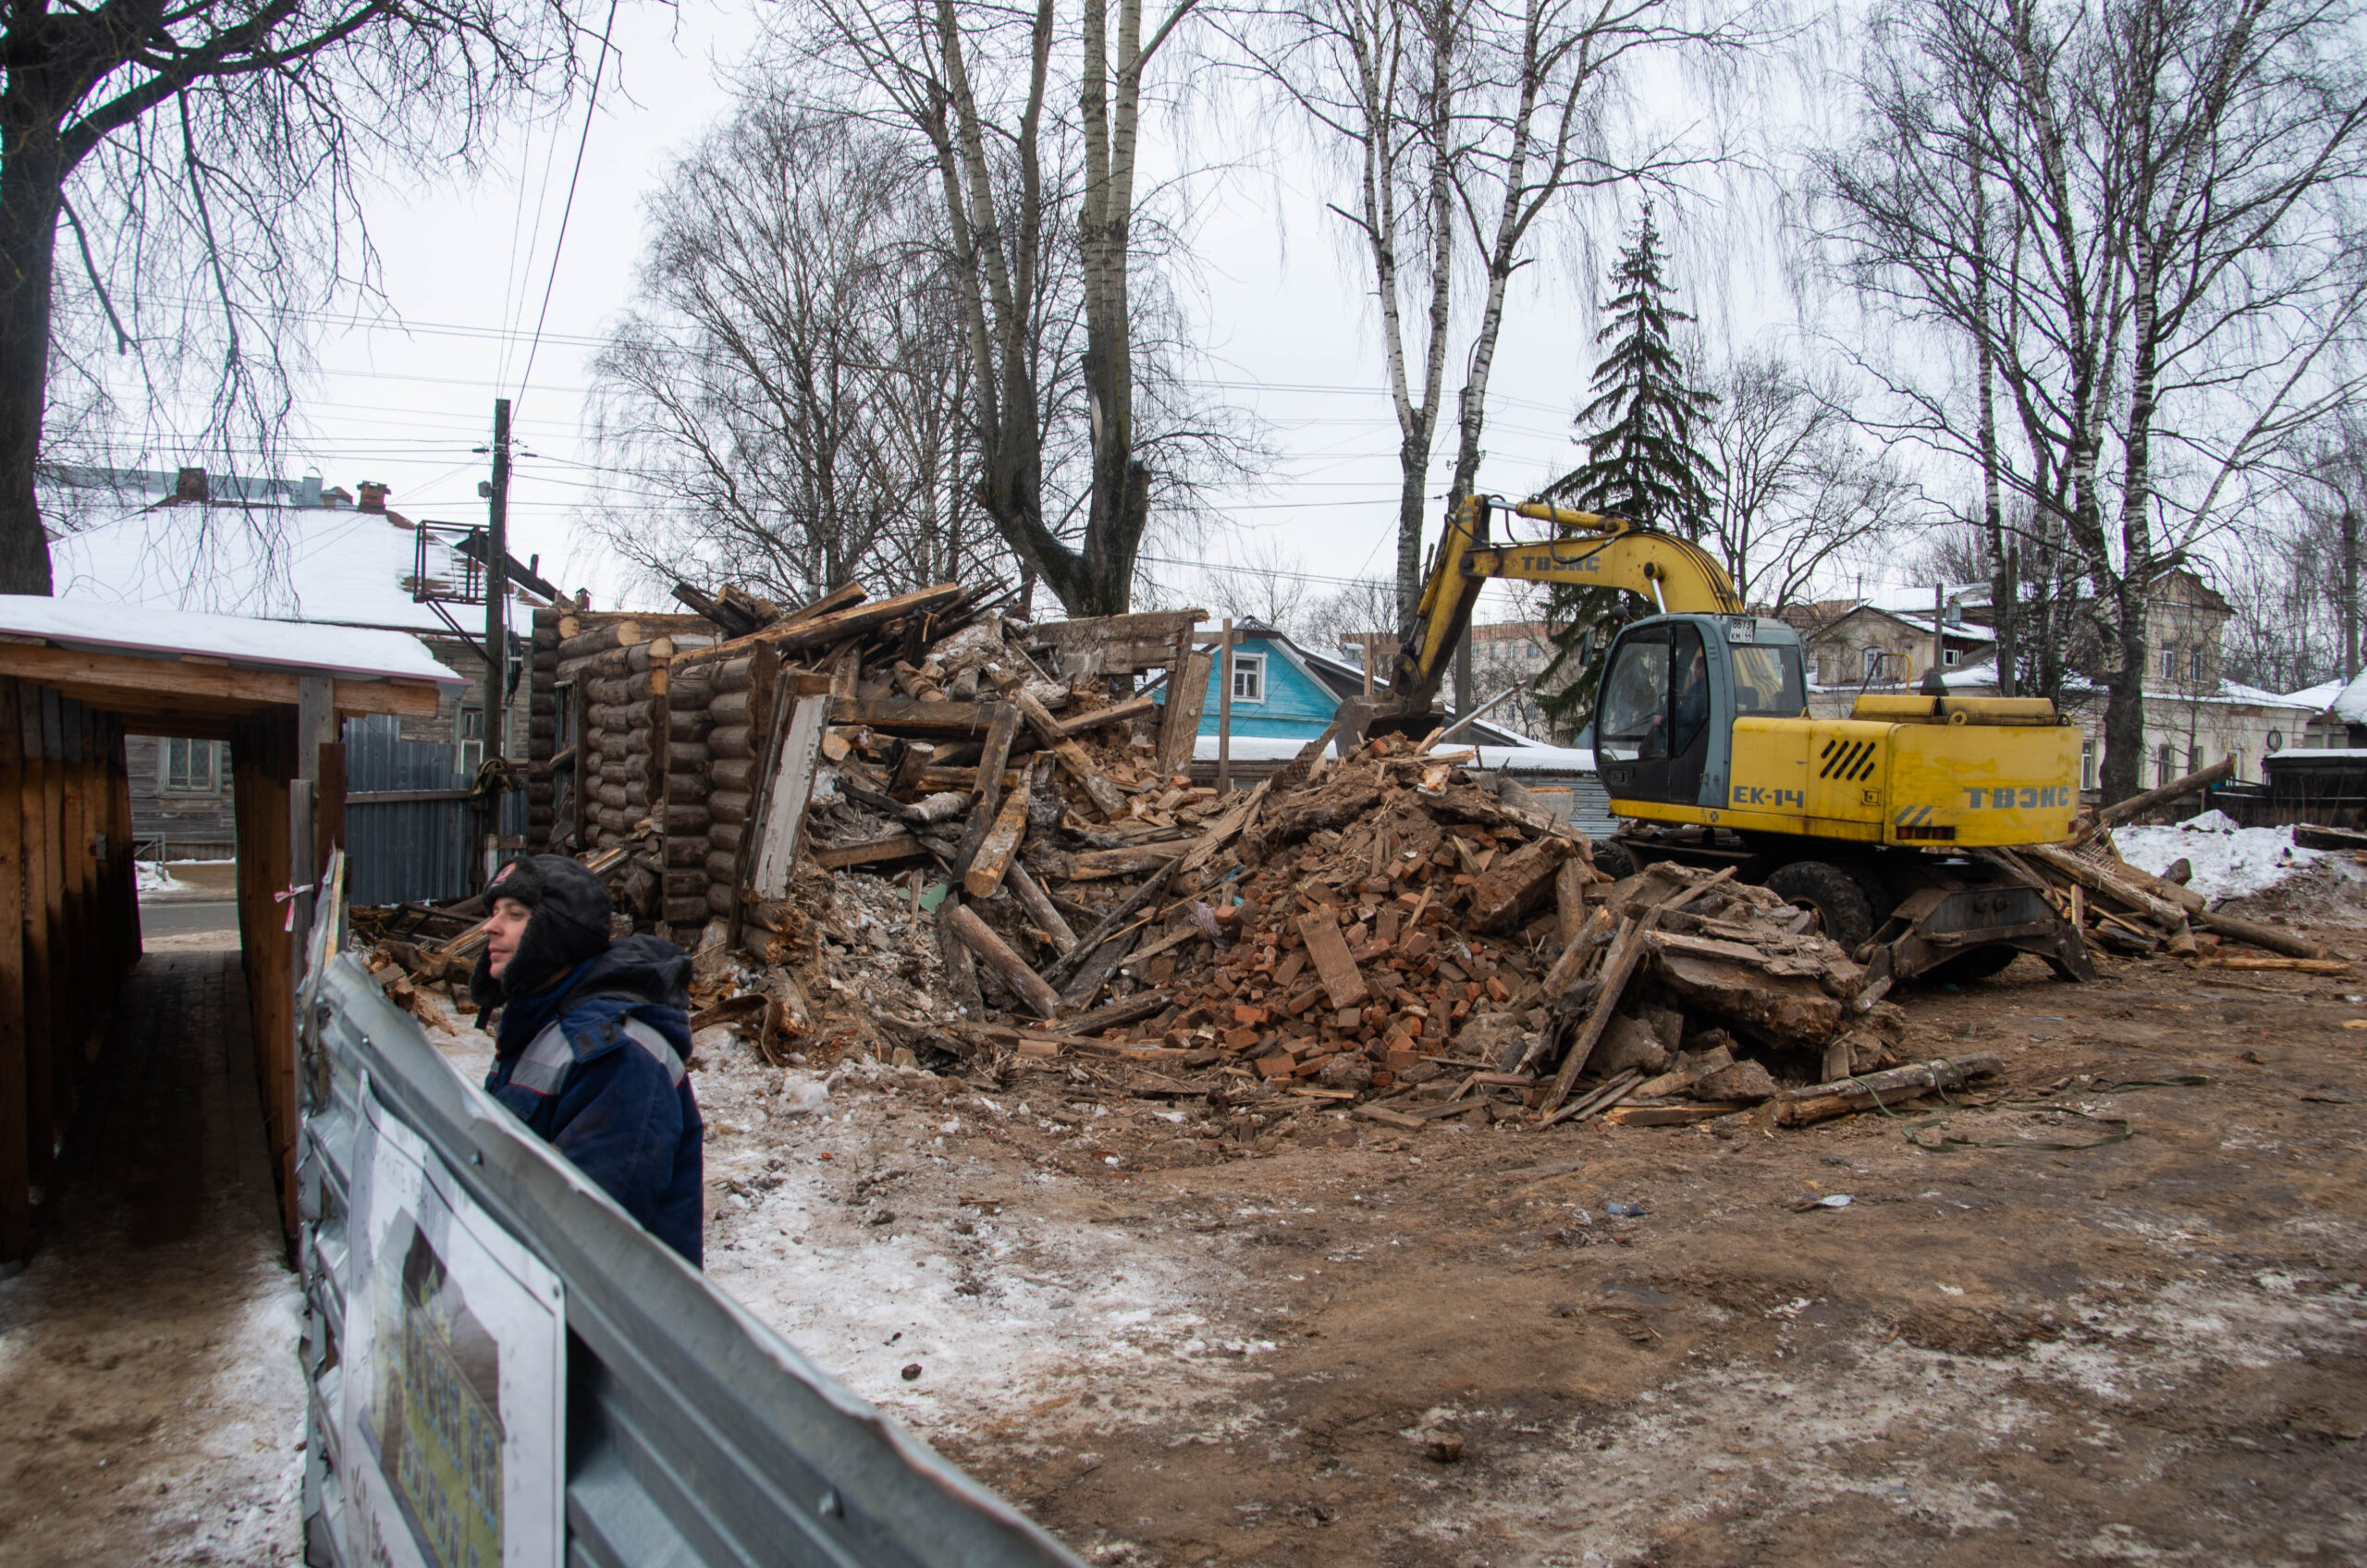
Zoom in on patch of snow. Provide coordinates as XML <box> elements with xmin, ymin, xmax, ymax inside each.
<box><xmin>135</xmin><ymin>860</ymin><xmax>179</xmax><ymax>892</ymax></box>
<box><xmin>0</xmin><ymin>593</ymin><xmax>460</xmax><ymax>685</ymax></box>
<box><xmin>2115</xmin><ymin>815</ymin><xmax>2323</xmax><ymax>902</ymax></box>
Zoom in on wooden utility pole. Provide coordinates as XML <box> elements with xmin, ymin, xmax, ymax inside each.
<box><xmin>481</xmin><ymin>398</ymin><xmax>511</xmax><ymax>877</ymax></box>
<box><xmin>1216</xmin><ymin>619</ymin><xmax>1234</xmax><ymax>796</ymax></box>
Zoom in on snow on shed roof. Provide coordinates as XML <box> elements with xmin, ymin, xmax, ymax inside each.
<box><xmin>50</xmin><ymin>504</ymin><xmax>501</xmax><ymax>635</ymax></box>
<box><xmin>0</xmin><ymin>594</ymin><xmax>462</xmax><ymax>686</ymax></box>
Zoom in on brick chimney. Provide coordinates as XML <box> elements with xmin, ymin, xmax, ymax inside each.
<box><xmin>357</xmin><ymin>480</ymin><xmax>388</xmax><ymax>514</ymax></box>
<box><xmin>174</xmin><ymin>467</ymin><xmax>208</xmax><ymax>503</ymax></box>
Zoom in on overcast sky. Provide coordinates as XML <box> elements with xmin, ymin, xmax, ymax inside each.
<box><xmin>286</xmin><ymin>0</ymin><xmax>1851</xmax><ymax>631</ymax></box>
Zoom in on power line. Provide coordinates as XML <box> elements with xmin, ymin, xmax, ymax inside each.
<box><xmin>514</xmin><ymin>0</ymin><xmax>620</xmax><ymax>407</ymax></box>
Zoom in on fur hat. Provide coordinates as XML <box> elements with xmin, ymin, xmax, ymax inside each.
<box><xmin>468</xmin><ymin>854</ymin><xmax>613</xmax><ymax>1008</ymax></box>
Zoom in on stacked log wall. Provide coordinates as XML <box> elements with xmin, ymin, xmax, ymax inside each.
<box><xmin>527</xmin><ymin>607</ymin><xmax>559</xmax><ymax>847</ymax></box>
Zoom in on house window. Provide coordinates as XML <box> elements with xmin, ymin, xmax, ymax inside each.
<box><xmin>2229</xmin><ymin>747</ymin><xmax>2245</xmax><ymax>783</ymax></box>
<box><xmin>1230</xmin><ymin>652</ymin><xmax>1266</xmax><ymax>704</ymax></box>
<box><xmin>2188</xmin><ymin>744</ymin><xmax>2203</xmax><ymax>775</ymax></box>
<box><xmin>1943</xmin><ymin>647</ymin><xmax>1959</xmax><ymax>667</ymax></box>
<box><xmin>2189</xmin><ymin>647</ymin><xmax>2204</xmax><ymax>682</ymax></box>
<box><xmin>2080</xmin><ymin>740</ymin><xmax>2096</xmax><ymax>792</ymax></box>
<box><xmin>2161</xmin><ymin>644</ymin><xmax>2177</xmax><ymax>680</ymax></box>
<box><xmin>2156</xmin><ymin>741</ymin><xmax>2175</xmax><ymax>786</ymax></box>
<box><xmin>160</xmin><ymin>738</ymin><xmax>220</xmax><ymax>793</ymax></box>
<box><xmin>459</xmin><ymin>705</ymin><xmax>485</xmax><ymax>778</ymax></box>
<box><xmin>1862</xmin><ymin>648</ymin><xmax>1886</xmax><ymax>683</ymax></box>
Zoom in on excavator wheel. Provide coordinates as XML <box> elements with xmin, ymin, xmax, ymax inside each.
<box><xmin>1591</xmin><ymin>839</ymin><xmax>1640</xmax><ymax>881</ymax></box>
<box><xmin>1762</xmin><ymin>860</ymin><xmax>1876</xmax><ymax>953</ymax></box>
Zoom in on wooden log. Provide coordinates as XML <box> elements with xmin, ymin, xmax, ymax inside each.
<box><xmin>2103</xmin><ymin>852</ymin><xmax>2208</xmax><ymax>914</ymax></box>
<box><xmin>664</xmin><ymin>835</ymin><xmax>709</xmax><ymax>868</ymax></box>
<box><xmin>668</xmin><ymin>708</ymin><xmax>714</xmax><ymax>741</ymax></box>
<box><xmin>1772</xmin><ymin>1054</ymin><xmax>2004</xmax><ymax>1127</ymax></box>
<box><xmin>1059</xmin><ymin>925</ymin><xmax>1138</xmax><ymax>1008</ymax></box>
<box><xmin>827</xmin><ymin>697</ymin><xmax>1000</xmax><ymax>739</ymax></box>
<box><xmin>586</xmin><ymin>669</ymin><xmax>667</xmax><ymax>704</ymax></box>
<box><xmin>663</xmin><ymin>868</ymin><xmax>710</xmax><ymax>898</ymax></box>
<box><xmin>705</xmin><ymin>850</ymin><xmax>739</xmax><ymax>886</ymax></box>
<box><xmin>964</xmin><ymin>762</ymin><xmax>1036</xmax><ymax>897</ymax></box>
<box><xmin>558</xmin><ymin>619</ymin><xmax>642</xmax><ymax>661</ymax></box>
<box><xmin>590</xmin><ymin>700</ymin><xmax>656</xmax><ymax>731</ymax></box>
<box><xmin>2187</xmin><ymin>953</ymin><xmax>2350</xmax><ymax>972</ymax></box>
<box><xmin>664</xmin><ymin>895</ymin><xmax>714</xmax><ymax>925</ymax></box>
<box><xmin>1005</xmin><ymin>860</ymin><xmax>1078</xmax><ymax>954</ymax></box>
<box><xmin>1294</xmin><ymin>913</ymin><xmax>1370</xmax><ymax>1009</ymax></box>
<box><xmin>1065</xmin><ymin>842</ymin><xmax>1192</xmax><ymax>880</ymax></box>
<box><xmin>942</xmin><ymin>901</ymin><xmax>1063</xmax><ymax>1018</ymax></box>
<box><xmin>708</xmin><ymin>821</ymin><xmax>743</xmax><ymax>853</ymax></box>
<box><xmin>2023</xmin><ymin>842</ymin><xmax>2189</xmax><ymax>928</ymax></box>
<box><xmin>663</xmin><ymin>804</ymin><xmax>711</xmax><ymax>833</ymax></box>
<box><xmin>710</xmin><ymin>757</ymin><xmax>757</xmax><ymax>791</ymax></box>
<box><xmin>1048</xmin><ymin>986</ymin><xmax>1166</xmax><ymax>1034</ymax></box>
<box><xmin>709</xmin><ymin>725</ymin><xmax>756</xmax><ymax>760</ymax></box>
<box><xmin>1554</xmin><ymin>856</ymin><xmax>1590</xmax><ymax>948</ymax></box>
<box><xmin>666</xmin><ymin>741</ymin><xmax>710</xmax><ymax>771</ymax></box>
<box><xmin>1541</xmin><ymin>904</ymin><xmax>1617</xmax><ymax>995</ymax></box>
<box><xmin>810</xmin><ymin>833</ymin><xmax>926</xmax><ymax>869</ymax></box>
<box><xmin>624</xmin><ymin>637</ymin><xmax>677</xmax><ymax>671</ymax></box>
<box><xmin>594</xmin><ymin>731</ymin><xmax>650</xmax><ymax>760</ymax></box>
<box><xmin>713</xmin><ymin>685</ymin><xmax>755</xmax><ymax>720</ymax></box>
<box><xmin>1056</xmin><ymin>692</ymin><xmax>1159</xmax><ymax>738</ymax></box>
<box><xmin>2077</xmin><ymin>758</ymin><xmax>2236</xmax><ymax>841</ymax></box>
<box><xmin>673</xmin><ymin>583</ymin><xmax>964</xmax><ymax>668</ymax></box>
<box><xmin>708</xmin><ymin>790</ymin><xmax>752</xmax><ymax>825</ymax></box>
<box><xmin>705</xmin><ymin>882</ymin><xmax>737</xmax><ymax>917</ymax></box>
<box><xmin>2196</xmin><ymin>909</ymin><xmax>2328</xmax><ymax>961</ymax></box>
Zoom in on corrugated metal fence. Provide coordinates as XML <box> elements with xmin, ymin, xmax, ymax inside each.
<box><xmin>298</xmin><ymin>924</ymin><xmax>1084</xmax><ymax>1568</ymax></box>
<box><xmin>341</xmin><ymin>717</ymin><xmax>527</xmax><ymax>906</ymax></box>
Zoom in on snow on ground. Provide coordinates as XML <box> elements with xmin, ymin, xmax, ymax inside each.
<box><xmin>692</xmin><ymin>1039</ymin><xmax>1272</xmax><ymax>1448</ymax></box>
<box><xmin>2116</xmin><ymin>811</ymin><xmax>2327</xmax><ymax>902</ymax></box>
<box><xmin>134</xmin><ymin>859</ymin><xmax>178</xmax><ymax>892</ymax></box>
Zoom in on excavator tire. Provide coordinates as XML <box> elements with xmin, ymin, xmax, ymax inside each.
<box><xmin>1592</xmin><ymin>839</ymin><xmax>1640</xmax><ymax>881</ymax></box>
<box><xmin>1763</xmin><ymin>860</ymin><xmax>1876</xmax><ymax>953</ymax></box>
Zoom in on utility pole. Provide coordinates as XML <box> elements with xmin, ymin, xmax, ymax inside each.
<box><xmin>482</xmin><ymin>398</ymin><xmax>511</xmax><ymax>765</ymax></box>
<box><xmin>481</xmin><ymin>398</ymin><xmax>511</xmax><ymax>877</ymax></box>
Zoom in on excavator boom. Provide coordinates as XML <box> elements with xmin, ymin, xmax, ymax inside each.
<box><xmin>1389</xmin><ymin>497</ymin><xmax>1739</xmax><ymax>712</ymax></box>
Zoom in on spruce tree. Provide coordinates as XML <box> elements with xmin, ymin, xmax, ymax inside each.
<box><xmin>1537</xmin><ymin>204</ymin><xmax>1719</xmax><ymax>740</ymax></box>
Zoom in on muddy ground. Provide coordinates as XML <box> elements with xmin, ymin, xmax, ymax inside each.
<box><xmin>697</xmin><ymin>910</ymin><xmax>2367</xmax><ymax>1567</ymax></box>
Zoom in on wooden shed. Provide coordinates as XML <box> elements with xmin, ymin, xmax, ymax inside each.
<box><xmin>0</xmin><ymin>597</ymin><xmax>459</xmax><ymax>1262</ymax></box>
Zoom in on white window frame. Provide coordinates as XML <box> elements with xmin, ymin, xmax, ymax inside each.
<box><xmin>1230</xmin><ymin>651</ymin><xmax>1267</xmax><ymax>704</ymax></box>
<box><xmin>159</xmin><ymin>737</ymin><xmax>219</xmax><ymax>794</ymax></box>
<box><xmin>2080</xmin><ymin>740</ymin><xmax>2097</xmax><ymax>792</ymax></box>
<box><xmin>2189</xmin><ymin>647</ymin><xmax>2204</xmax><ymax>682</ymax></box>
<box><xmin>1943</xmin><ymin>647</ymin><xmax>1959</xmax><ymax>667</ymax></box>
<box><xmin>458</xmin><ymin>704</ymin><xmax>486</xmax><ymax>778</ymax></box>
<box><xmin>2161</xmin><ymin>643</ymin><xmax>2177</xmax><ymax>679</ymax></box>
<box><xmin>1862</xmin><ymin>647</ymin><xmax>1886</xmax><ymax>683</ymax></box>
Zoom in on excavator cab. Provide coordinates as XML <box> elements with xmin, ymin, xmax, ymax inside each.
<box><xmin>1594</xmin><ymin>614</ymin><xmax>1808</xmax><ymax>812</ymax></box>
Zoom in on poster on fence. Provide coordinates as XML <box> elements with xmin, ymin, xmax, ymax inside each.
<box><xmin>342</xmin><ymin>1084</ymin><xmax>565</xmax><ymax>1567</ymax></box>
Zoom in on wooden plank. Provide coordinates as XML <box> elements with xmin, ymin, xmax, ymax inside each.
<box><xmin>810</xmin><ymin>833</ymin><xmax>926</xmax><ymax>870</ymax></box>
<box><xmin>828</xmin><ymin>697</ymin><xmax>999</xmax><ymax>739</ymax></box>
<box><xmin>752</xmin><ymin>692</ymin><xmax>831</xmax><ymax>898</ymax></box>
<box><xmin>1063</xmin><ymin>841</ymin><xmax>1192</xmax><ymax>880</ymax></box>
<box><xmin>964</xmin><ymin>756</ymin><xmax>1038</xmax><ymax>898</ymax></box>
<box><xmin>942</xmin><ymin>900</ymin><xmax>1063</xmax><ymax>1017</ymax></box>
<box><xmin>673</xmin><ymin>582</ymin><xmax>963</xmax><ymax>668</ymax></box>
<box><xmin>950</xmin><ymin>704</ymin><xmax>1022</xmax><ymax>883</ymax></box>
<box><xmin>1005</xmin><ymin>860</ymin><xmax>1079</xmax><ymax>953</ymax></box>
<box><xmin>1006</xmin><ymin>687</ymin><xmax>1128</xmax><ymax>816</ymax></box>
<box><xmin>1537</xmin><ymin>913</ymin><xmax>1652</xmax><ymax>1118</ymax></box>
<box><xmin>1772</xmin><ymin>1053</ymin><xmax>2004</xmax><ymax>1127</ymax></box>
<box><xmin>1156</xmin><ymin>647</ymin><xmax>1210</xmax><ymax>777</ymax></box>
<box><xmin>1032</xmin><ymin>609</ymin><xmax>1207</xmax><ymax>678</ymax></box>
<box><xmin>0</xmin><ymin>643</ymin><xmax>449</xmax><ymax>717</ymax></box>
<box><xmin>1057</xmin><ymin>692</ymin><xmax>1159</xmax><ymax>738</ymax></box>
<box><xmin>1554</xmin><ymin>856</ymin><xmax>1590</xmax><ymax>948</ymax></box>
<box><xmin>1295</xmin><ymin>913</ymin><xmax>1370</xmax><ymax>1010</ymax></box>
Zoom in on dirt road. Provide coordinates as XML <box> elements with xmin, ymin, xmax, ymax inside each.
<box><xmin>701</xmin><ymin>925</ymin><xmax>2367</xmax><ymax>1566</ymax></box>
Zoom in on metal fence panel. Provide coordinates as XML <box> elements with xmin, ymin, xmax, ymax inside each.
<box><xmin>341</xmin><ymin>717</ymin><xmax>532</xmax><ymax>905</ymax></box>
<box><xmin>297</xmin><ymin>951</ymin><xmax>1081</xmax><ymax>1568</ymax></box>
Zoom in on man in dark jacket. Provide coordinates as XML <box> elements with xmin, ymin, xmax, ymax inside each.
<box><xmin>469</xmin><ymin>855</ymin><xmax>705</xmax><ymax>1266</ymax></box>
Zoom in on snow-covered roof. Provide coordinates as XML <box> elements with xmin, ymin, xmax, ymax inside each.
<box><xmin>2284</xmin><ymin>677</ymin><xmax>2345</xmax><ymax>711</ymax></box>
<box><xmin>2323</xmin><ymin>669</ymin><xmax>2367</xmax><ymax>724</ymax></box>
<box><xmin>0</xmin><ymin>594</ymin><xmax>462</xmax><ymax>685</ymax></box>
<box><xmin>50</xmin><ymin>504</ymin><xmax>522</xmax><ymax>635</ymax></box>
<box><xmin>1189</xmin><ymin>733</ymin><xmax>1594</xmax><ymax>772</ymax></box>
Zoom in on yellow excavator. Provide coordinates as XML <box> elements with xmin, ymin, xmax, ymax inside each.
<box><xmin>1380</xmin><ymin>495</ymin><xmax>2091</xmax><ymax>988</ymax></box>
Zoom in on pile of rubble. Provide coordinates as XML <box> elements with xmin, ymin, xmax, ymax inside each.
<box><xmin>367</xmin><ymin>580</ymin><xmax>2349</xmax><ymax>1147</ymax></box>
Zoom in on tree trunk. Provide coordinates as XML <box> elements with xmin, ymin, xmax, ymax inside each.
<box><xmin>0</xmin><ymin>107</ymin><xmax>65</xmax><ymax>595</ymax></box>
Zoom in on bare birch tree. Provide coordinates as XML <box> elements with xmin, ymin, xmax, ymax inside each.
<box><xmin>1816</xmin><ymin>0</ymin><xmax>2367</xmax><ymax>801</ymax></box>
<box><xmin>791</xmin><ymin>0</ymin><xmax>1228</xmax><ymax>617</ymax></box>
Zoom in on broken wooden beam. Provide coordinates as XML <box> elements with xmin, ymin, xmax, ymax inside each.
<box><xmin>2195</xmin><ymin>909</ymin><xmax>2329</xmax><ymax>961</ymax></box>
<box><xmin>1004</xmin><ymin>860</ymin><xmax>1078</xmax><ymax>954</ymax></box>
<box><xmin>673</xmin><ymin>582</ymin><xmax>963</xmax><ymax>668</ymax></box>
<box><xmin>1055</xmin><ymin>692</ymin><xmax>1159</xmax><ymax>738</ymax></box>
<box><xmin>809</xmin><ymin>833</ymin><xmax>926</xmax><ymax>870</ymax></box>
<box><xmin>1294</xmin><ymin>912</ymin><xmax>1370</xmax><ymax>1009</ymax></box>
<box><xmin>964</xmin><ymin>754</ymin><xmax>1040</xmax><ymax>898</ymax></box>
<box><xmin>1772</xmin><ymin>1053</ymin><xmax>2004</xmax><ymax>1127</ymax></box>
<box><xmin>941</xmin><ymin>900</ymin><xmax>1063</xmax><ymax>1017</ymax></box>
